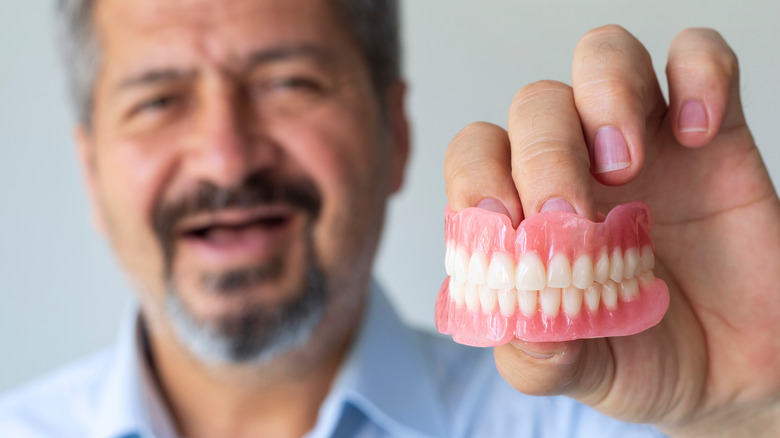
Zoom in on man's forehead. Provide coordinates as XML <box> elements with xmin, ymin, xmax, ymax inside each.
<box><xmin>94</xmin><ymin>0</ymin><xmax>340</xmax><ymax>56</ymax></box>
<box><xmin>94</xmin><ymin>0</ymin><xmax>345</xmax><ymax>85</ymax></box>
<box><xmin>96</xmin><ymin>0</ymin><xmax>330</xmax><ymax>31</ymax></box>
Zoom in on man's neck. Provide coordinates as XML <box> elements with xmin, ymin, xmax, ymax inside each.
<box><xmin>142</xmin><ymin>309</ymin><xmax>361</xmax><ymax>438</ymax></box>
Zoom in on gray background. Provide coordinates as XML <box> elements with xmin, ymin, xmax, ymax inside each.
<box><xmin>1</xmin><ymin>0</ymin><xmax>778</xmax><ymax>392</ymax></box>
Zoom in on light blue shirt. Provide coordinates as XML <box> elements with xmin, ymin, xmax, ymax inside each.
<box><xmin>0</xmin><ymin>283</ymin><xmax>665</xmax><ymax>437</ymax></box>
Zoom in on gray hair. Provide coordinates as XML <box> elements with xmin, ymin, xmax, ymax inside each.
<box><xmin>54</xmin><ymin>0</ymin><xmax>401</xmax><ymax>127</ymax></box>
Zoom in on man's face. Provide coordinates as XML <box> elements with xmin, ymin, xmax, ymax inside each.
<box><xmin>80</xmin><ymin>0</ymin><xmax>407</xmax><ymax>363</ymax></box>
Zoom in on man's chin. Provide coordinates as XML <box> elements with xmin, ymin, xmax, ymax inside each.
<box><xmin>164</xmin><ymin>264</ymin><xmax>328</xmax><ymax>365</ymax></box>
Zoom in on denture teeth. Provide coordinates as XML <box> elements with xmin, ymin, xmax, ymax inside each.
<box><xmin>609</xmin><ymin>248</ymin><xmax>624</xmax><ymax>283</ymax></box>
<box><xmin>624</xmin><ymin>247</ymin><xmax>640</xmax><ymax>279</ymax></box>
<box><xmin>453</xmin><ymin>247</ymin><xmax>469</xmax><ymax>284</ymax></box>
<box><xmin>518</xmin><ymin>289</ymin><xmax>538</xmax><ymax>316</ymax></box>
<box><xmin>467</xmin><ymin>251</ymin><xmax>488</xmax><ymax>285</ymax></box>
<box><xmin>584</xmin><ymin>283</ymin><xmax>602</xmax><ymax>313</ymax></box>
<box><xmin>562</xmin><ymin>286</ymin><xmax>583</xmax><ymax>316</ymax></box>
<box><xmin>449</xmin><ymin>277</ymin><xmax>465</xmax><ymax>308</ymax></box>
<box><xmin>478</xmin><ymin>285</ymin><xmax>497</xmax><ymax>313</ymax></box>
<box><xmin>445</xmin><ymin>242</ymin><xmax>454</xmax><ymax>276</ymax></box>
<box><xmin>487</xmin><ymin>252</ymin><xmax>516</xmax><ymax>289</ymax></box>
<box><xmin>464</xmin><ymin>283</ymin><xmax>480</xmax><ymax>311</ymax></box>
<box><xmin>547</xmin><ymin>253</ymin><xmax>572</xmax><ymax>288</ymax></box>
<box><xmin>602</xmin><ymin>280</ymin><xmax>618</xmax><ymax>310</ymax></box>
<box><xmin>572</xmin><ymin>254</ymin><xmax>595</xmax><ymax>289</ymax></box>
<box><xmin>516</xmin><ymin>252</ymin><xmax>546</xmax><ymax>291</ymax></box>
<box><xmin>497</xmin><ymin>288</ymin><xmax>517</xmax><ymax>317</ymax></box>
<box><xmin>539</xmin><ymin>287</ymin><xmax>561</xmax><ymax>317</ymax></box>
<box><xmin>594</xmin><ymin>248</ymin><xmax>610</xmax><ymax>284</ymax></box>
<box><xmin>619</xmin><ymin>277</ymin><xmax>639</xmax><ymax>302</ymax></box>
<box><xmin>638</xmin><ymin>270</ymin><xmax>655</xmax><ymax>287</ymax></box>
<box><xmin>640</xmin><ymin>245</ymin><xmax>655</xmax><ymax>271</ymax></box>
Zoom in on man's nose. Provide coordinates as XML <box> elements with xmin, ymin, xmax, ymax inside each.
<box><xmin>186</xmin><ymin>90</ymin><xmax>268</xmax><ymax>187</ymax></box>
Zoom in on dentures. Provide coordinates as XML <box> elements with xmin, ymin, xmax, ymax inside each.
<box><xmin>435</xmin><ymin>201</ymin><xmax>669</xmax><ymax>347</ymax></box>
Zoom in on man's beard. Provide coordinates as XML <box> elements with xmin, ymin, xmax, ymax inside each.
<box><xmin>151</xmin><ymin>170</ymin><xmax>327</xmax><ymax>365</ymax></box>
<box><xmin>165</xmin><ymin>254</ymin><xmax>327</xmax><ymax>365</ymax></box>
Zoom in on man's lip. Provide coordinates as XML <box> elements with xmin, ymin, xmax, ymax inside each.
<box><xmin>174</xmin><ymin>205</ymin><xmax>297</xmax><ymax>236</ymax></box>
<box><xmin>174</xmin><ymin>206</ymin><xmax>302</xmax><ymax>267</ymax></box>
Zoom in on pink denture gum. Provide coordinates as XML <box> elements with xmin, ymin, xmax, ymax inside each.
<box><xmin>435</xmin><ymin>201</ymin><xmax>669</xmax><ymax>347</ymax></box>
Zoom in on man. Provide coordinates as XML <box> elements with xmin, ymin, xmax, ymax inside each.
<box><xmin>1</xmin><ymin>1</ymin><xmax>778</xmax><ymax>438</ymax></box>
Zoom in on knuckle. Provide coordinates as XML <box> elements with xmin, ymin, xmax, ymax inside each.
<box><xmin>445</xmin><ymin>157</ymin><xmax>504</xmax><ymax>199</ymax></box>
<box><xmin>672</xmin><ymin>28</ymin><xmax>739</xmax><ymax>79</ymax></box>
<box><xmin>450</xmin><ymin>121</ymin><xmax>500</xmax><ymax>147</ymax></box>
<box><xmin>511</xmin><ymin>139</ymin><xmax>587</xmax><ymax>183</ymax></box>
<box><xmin>511</xmin><ymin>80</ymin><xmax>571</xmax><ymax>113</ymax></box>
<box><xmin>576</xmin><ymin>24</ymin><xmax>634</xmax><ymax>53</ymax></box>
<box><xmin>444</xmin><ymin>122</ymin><xmax>509</xmax><ymax>195</ymax></box>
<box><xmin>573</xmin><ymin>26</ymin><xmax>654</xmax><ymax>93</ymax></box>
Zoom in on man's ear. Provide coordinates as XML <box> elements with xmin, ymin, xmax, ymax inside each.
<box><xmin>75</xmin><ymin>126</ymin><xmax>107</xmax><ymax>235</ymax></box>
<box><xmin>385</xmin><ymin>80</ymin><xmax>410</xmax><ymax>194</ymax></box>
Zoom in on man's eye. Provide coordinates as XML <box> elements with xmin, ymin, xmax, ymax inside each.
<box><xmin>268</xmin><ymin>77</ymin><xmax>323</xmax><ymax>92</ymax></box>
<box><xmin>134</xmin><ymin>95</ymin><xmax>180</xmax><ymax>114</ymax></box>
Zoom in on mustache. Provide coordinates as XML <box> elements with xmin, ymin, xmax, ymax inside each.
<box><xmin>152</xmin><ymin>170</ymin><xmax>322</xmax><ymax>265</ymax></box>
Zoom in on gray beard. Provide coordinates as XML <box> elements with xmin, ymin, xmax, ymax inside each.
<box><xmin>164</xmin><ymin>260</ymin><xmax>327</xmax><ymax>366</ymax></box>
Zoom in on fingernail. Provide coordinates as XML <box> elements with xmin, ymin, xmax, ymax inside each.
<box><xmin>540</xmin><ymin>198</ymin><xmax>576</xmax><ymax>214</ymax></box>
<box><xmin>593</xmin><ymin>126</ymin><xmax>631</xmax><ymax>174</ymax></box>
<box><xmin>679</xmin><ymin>100</ymin><xmax>709</xmax><ymax>133</ymax></box>
<box><xmin>510</xmin><ymin>339</ymin><xmax>556</xmax><ymax>360</ymax></box>
<box><xmin>476</xmin><ymin>198</ymin><xmax>510</xmax><ymax>216</ymax></box>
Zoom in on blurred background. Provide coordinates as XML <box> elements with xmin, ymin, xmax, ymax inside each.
<box><xmin>1</xmin><ymin>0</ymin><xmax>778</xmax><ymax>392</ymax></box>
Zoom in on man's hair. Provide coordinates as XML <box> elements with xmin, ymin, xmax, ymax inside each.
<box><xmin>54</xmin><ymin>0</ymin><xmax>401</xmax><ymax>126</ymax></box>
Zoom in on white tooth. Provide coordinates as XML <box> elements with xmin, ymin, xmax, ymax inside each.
<box><xmin>619</xmin><ymin>277</ymin><xmax>639</xmax><ymax>302</ymax></box>
<box><xmin>453</xmin><ymin>247</ymin><xmax>469</xmax><ymax>283</ymax></box>
<box><xmin>547</xmin><ymin>253</ymin><xmax>572</xmax><ymax>288</ymax></box>
<box><xmin>445</xmin><ymin>242</ymin><xmax>454</xmax><ymax>276</ymax></box>
<box><xmin>516</xmin><ymin>252</ymin><xmax>546</xmax><ymax>290</ymax></box>
<box><xmin>487</xmin><ymin>252</ymin><xmax>516</xmax><ymax>289</ymax></box>
<box><xmin>640</xmin><ymin>245</ymin><xmax>655</xmax><ymax>271</ymax></box>
<box><xmin>602</xmin><ymin>280</ymin><xmax>618</xmax><ymax>310</ymax></box>
<box><xmin>478</xmin><ymin>285</ymin><xmax>498</xmax><ymax>313</ymax></box>
<box><xmin>609</xmin><ymin>247</ymin><xmax>624</xmax><ymax>283</ymax></box>
<box><xmin>594</xmin><ymin>248</ymin><xmax>610</xmax><ymax>284</ymax></box>
<box><xmin>562</xmin><ymin>286</ymin><xmax>583</xmax><ymax>316</ymax></box>
<box><xmin>464</xmin><ymin>283</ymin><xmax>480</xmax><ymax>311</ymax></box>
<box><xmin>539</xmin><ymin>287</ymin><xmax>561</xmax><ymax>317</ymax></box>
<box><xmin>467</xmin><ymin>251</ymin><xmax>488</xmax><ymax>285</ymax></box>
<box><xmin>572</xmin><ymin>254</ymin><xmax>595</xmax><ymax>289</ymax></box>
<box><xmin>449</xmin><ymin>277</ymin><xmax>465</xmax><ymax>307</ymax></box>
<box><xmin>638</xmin><ymin>270</ymin><xmax>655</xmax><ymax>287</ymax></box>
<box><xmin>584</xmin><ymin>283</ymin><xmax>601</xmax><ymax>313</ymax></box>
<box><xmin>497</xmin><ymin>289</ymin><xmax>517</xmax><ymax>317</ymax></box>
<box><xmin>517</xmin><ymin>289</ymin><xmax>538</xmax><ymax>316</ymax></box>
<box><xmin>623</xmin><ymin>247</ymin><xmax>640</xmax><ymax>279</ymax></box>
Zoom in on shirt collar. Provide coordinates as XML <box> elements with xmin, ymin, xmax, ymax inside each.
<box><xmin>91</xmin><ymin>280</ymin><xmax>447</xmax><ymax>438</ymax></box>
<box><xmin>314</xmin><ymin>281</ymin><xmax>448</xmax><ymax>437</ymax></box>
<box><xmin>91</xmin><ymin>309</ymin><xmax>177</xmax><ymax>438</ymax></box>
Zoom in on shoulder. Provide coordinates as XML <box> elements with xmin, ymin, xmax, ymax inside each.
<box><xmin>409</xmin><ymin>328</ymin><xmax>665</xmax><ymax>438</ymax></box>
<box><xmin>0</xmin><ymin>349</ymin><xmax>114</xmax><ymax>437</ymax></box>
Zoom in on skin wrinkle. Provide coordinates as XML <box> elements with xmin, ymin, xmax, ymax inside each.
<box><xmin>509</xmin><ymin>81</ymin><xmax>571</xmax><ymax>112</ymax></box>
<box><xmin>651</xmin><ymin>179</ymin><xmax>775</xmax><ymax>227</ymax></box>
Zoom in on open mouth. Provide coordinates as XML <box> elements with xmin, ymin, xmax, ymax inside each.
<box><xmin>184</xmin><ymin>214</ymin><xmax>291</xmax><ymax>241</ymax></box>
<box><xmin>174</xmin><ymin>207</ymin><xmax>298</xmax><ymax>257</ymax></box>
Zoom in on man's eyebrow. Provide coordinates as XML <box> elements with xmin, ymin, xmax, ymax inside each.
<box><xmin>114</xmin><ymin>69</ymin><xmax>197</xmax><ymax>94</ymax></box>
<box><xmin>243</xmin><ymin>44</ymin><xmax>332</xmax><ymax>70</ymax></box>
<box><xmin>112</xmin><ymin>45</ymin><xmax>330</xmax><ymax>94</ymax></box>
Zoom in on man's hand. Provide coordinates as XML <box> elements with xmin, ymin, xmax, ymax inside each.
<box><xmin>443</xmin><ymin>25</ymin><xmax>780</xmax><ymax>436</ymax></box>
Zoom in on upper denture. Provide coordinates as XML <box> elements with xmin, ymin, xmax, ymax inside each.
<box><xmin>437</xmin><ymin>201</ymin><xmax>670</xmax><ymax>346</ymax></box>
